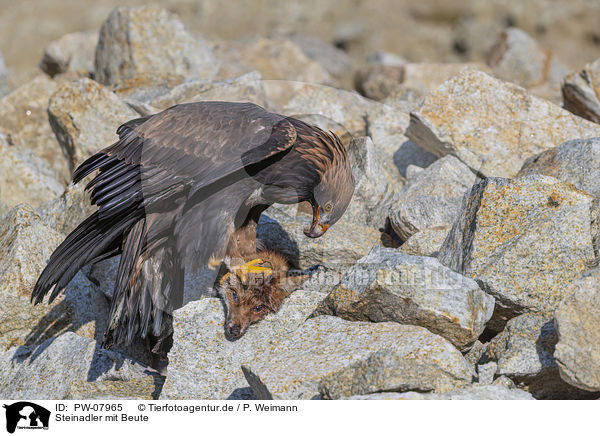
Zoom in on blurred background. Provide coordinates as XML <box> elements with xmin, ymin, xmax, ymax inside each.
<box><xmin>2</xmin><ymin>0</ymin><xmax>599</xmax><ymax>90</ymax></box>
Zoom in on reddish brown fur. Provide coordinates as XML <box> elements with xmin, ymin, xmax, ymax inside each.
<box><xmin>218</xmin><ymin>251</ymin><xmax>308</xmax><ymax>339</ymax></box>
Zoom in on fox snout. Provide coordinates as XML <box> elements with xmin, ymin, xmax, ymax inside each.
<box><xmin>225</xmin><ymin>321</ymin><xmax>244</xmax><ymax>339</ymax></box>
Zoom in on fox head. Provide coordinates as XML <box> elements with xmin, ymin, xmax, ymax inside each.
<box><xmin>218</xmin><ymin>255</ymin><xmax>309</xmax><ymax>339</ymax></box>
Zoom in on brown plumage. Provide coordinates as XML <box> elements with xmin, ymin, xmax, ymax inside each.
<box><xmin>31</xmin><ymin>101</ymin><xmax>354</xmax><ymax>356</ymax></box>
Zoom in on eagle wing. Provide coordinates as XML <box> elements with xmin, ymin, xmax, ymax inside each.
<box><xmin>36</xmin><ymin>102</ymin><xmax>296</xmax><ymax>305</ymax></box>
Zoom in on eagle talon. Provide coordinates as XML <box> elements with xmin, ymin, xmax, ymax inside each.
<box><xmin>232</xmin><ymin>258</ymin><xmax>272</xmax><ymax>285</ymax></box>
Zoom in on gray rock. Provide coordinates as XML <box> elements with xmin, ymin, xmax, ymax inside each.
<box><xmin>343</xmin><ymin>385</ymin><xmax>534</xmax><ymax>400</ymax></box>
<box><xmin>562</xmin><ymin>58</ymin><xmax>600</xmax><ymax>124</ymax></box>
<box><xmin>0</xmin><ymin>204</ymin><xmax>64</xmax><ymax>351</ymax></box>
<box><xmin>243</xmin><ymin>315</ymin><xmax>473</xmax><ymax>400</ymax></box>
<box><xmin>492</xmin><ymin>375</ymin><xmax>517</xmax><ymax>390</ymax></box>
<box><xmin>518</xmin><ymin>138</ymin><xmax>600</xmax><ymax>197</ymax></box>
<box><xmin>0</xmin><ymin>332</ymin><xmax>156</xmax><ymax>399</ymax></box>
<box><xmin>95</xmin><ymin>6</ymin><xmax>218</xmax><ymax>86</ymax></box>
<box><xmin>150</xmin><ymin>71</ymin><xmax>267</xmax><ymax>112</ymax></box>
<box><xmin>486</xmin><ymin>27</ymin><xmax>567</xmax><ymax>91</ymax></box>
<box><xmin>66</xmin><ymin>377</ymin><xmax>158</xmax><ymax>400</ymax></box>
<box><xmin>487</xmin><ymin>313</ymin><xmax>596</xmax><ymax>399</ymax></box>
<box><xmin>463</xmin><ymin>340</ymin><xmax>487</xmax><ymax>367</ymax></box>
<box><xmin>0</xmin><ymin>51</ymin><xmax>7</xmax><ymax>97</ymax></box>
<box><xmin>477</xmin><ymin>361</ymin><xmax>497</xmax><ymax>385</ymax></box>
<box><xmin>48</xmin><ymin>77</ymin><xmax>139</xmax><ymax>168</ymax></box>
<box><xmin>0</xmin><ymin>204</ymin><xmax>142</xmax><ymax>360</ymax></box>
<box><xmin>365</xmin><ymin>51</ymin><xmax>406</xmax><ymax>67</ymax></box>
<box><xmin>257</xmin><ymin>204</ymin><xmax>380</xmax><ymax>271</ymax></box>
<box><xmin>554</xmin><ymin>268</ymin><xmax>600</xmax><ymax>392</ymax></box>
<box><xmin>354</xmin><ymin>64</ymin><xmax>404</xmax><ymax>101</ymax></box>
<box><xmin>314</xmin><ymin>246</ymin><xmax>494</xmax><ymax>349</ymax></box>
<box><xmin>390</xmin><ymin>155</ymin><xmax>478</xmax><ymax>241</ymax></box>
<box><xmin>0</xmin><ymin>133</ymin><xmax>64</xmax><ymax>208</ymax></box>
<box><xmin>160</xmin><ymin>271</ymin><xmax>333</xmax><ymax>399</ymax></box>
<box><xmin>269</xmin><ymin>82</ymin><xmax>379</xmax><ymax>138</ymax></box>
<box><xmin>39</xmin><ymin>31</ymin><xmax>98</xmax><ymax>78</ymax></box>
<box><xmin>439</xmin><ymin>175</ymin><xmax>596</xmax><ymax>320</ymax></box>
<box><xmin>37</xmin><ymin>183</ymin><xmax>95</xmax><ymax>236</ymax></box>
<box><xmin>399</xmin><ymin>227</ymin><xmax>449</xmax><ymax>257</ymax></box>
<box><xmin>0</xmin><ymin>75</ymin><xmax>70</xmax><ymax>182</ymax></box>
<box><xmin>365</xmin><ymin>102</ymin><xmax>428</xmax><ymax>181</ymax></box>
<box><xmin>111</xmin><ymin>74</ymin><xmax>188</xmax><ymax>108</ymax></box>
<box><xmin>287</xmin><ymin>33</ymin><xmax>353</xmax><ymax>79</ymax></box>
<box><xmin>407</xmin><ymin>69</ymin><xmax>600</xmax><ymax>178</ymax></box>
<box><xmin>401</xmin><ymin>62</ymin><xmax>489</xmax><ymax>96</ymax></box>
<box><xmin>391</xmin><ymin>141</ymin><xmax>439</xmax><ymax>179</ymax></box>
<box><xmin>347</xmin><ymin>136</ymin><xmax>400</xmax><ymax>228</ymax></box>
<box><xmin>215</xmin><ymin>36</ymin><xmax>332</xmax><ymax>85</ymax></box>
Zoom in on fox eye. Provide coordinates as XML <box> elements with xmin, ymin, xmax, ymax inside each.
<box><xmin>253</xmin><ymin>305</ymin><xmax>263</xmax><ymax>312</ymax></box>
<box><xmin>324</xmin><ymin>202</ymin><xmax>332</xmax><ymax>213</ymax></box>
<box><xmin>232</xmin><ymin>290</ymin><xmax>238</xmax><ymax>302</ymax></box>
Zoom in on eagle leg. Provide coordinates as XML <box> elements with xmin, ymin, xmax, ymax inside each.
<box><xmin>221</xmin><ymin>258</ymin><xmax>273</xmax><ymax>286</ymax></box>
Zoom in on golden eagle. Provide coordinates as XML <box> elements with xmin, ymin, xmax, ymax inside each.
<box><xmin>32</xmin><ymin>101</ymin><xmax>354</xmax><ymax>355</ymax></box>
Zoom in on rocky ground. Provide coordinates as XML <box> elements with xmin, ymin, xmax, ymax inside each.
<box><xmin>1</xmin><ymin>5</ymin><xmax>600</xmax><ymax>400</ymax></box>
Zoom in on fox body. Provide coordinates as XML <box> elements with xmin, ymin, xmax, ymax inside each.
<box><xmin>217</xmin><ymin>251</ymin><xmax>310</xmax><ymax>339</ymax></box>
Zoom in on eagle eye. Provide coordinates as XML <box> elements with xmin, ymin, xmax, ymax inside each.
<box><xmin>253</xmin><ymin>305</ymin><xmax>264</xmax><ymax>312</ymax></box>
<box><xmin>324</xmin><ymin>203</ymin><xmax>332</xmax><ymax>213</ymax></box>
<box><xmin>232</xmin><ymin>290</ymin><xmax>238</xmax><ymax>302</ymax></box>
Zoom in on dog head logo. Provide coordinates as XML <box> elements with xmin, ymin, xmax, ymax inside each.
<box><xmin>3</xmin><ymin>402</ymin><xmax>50</xmax><ymax>433</ymax></box>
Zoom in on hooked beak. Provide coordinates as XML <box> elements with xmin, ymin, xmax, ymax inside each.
<box><xmin>304</xmin><ymin>204</ymin><xmax>330</xmax><ymax>238</ymax></box>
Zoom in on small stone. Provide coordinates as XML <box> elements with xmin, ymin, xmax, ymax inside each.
<box><xmin>39</xmin><ymin>31</ymin><xmax>98</xmax><ymax>78</ymax></box>
<box><xmin>518</xmin><ymin>137</ymin><xmax>600</xmax><ymax>197</ymax></box>
<box><xmin>48</xmin><ymin>78</ymin><xmax>139</xmax><ymax>168</ymax></box>
<box><xmin>562</xmin><ymin>58</ymin><xmax>600</xmax><ymax>124</ymax></box>
<box><xmin>492</xmin><ymin>375</ymin><xmax>516</xmax><ymax>389</ymax></box>
<box><xmin>463</xmin><ymin>340</ymin><xmax>487</xmax><ymax>367</ymax></box>
<box><xmin>439</xmin><ymin>175</ymin><xmax>596</xmax><ymax>319</ymax></box>
<box><xmin>407</xmin><ymin>69</ymin><xmax>600</xmax><ymax>178</ymax></box>
<box><xmin>242</xmin><ymin>316</ymin><xmax>473</xmax><ymax>400</ymax></box>
<box><xmin>554</xmin><ymin>268</ymin><xmax>600</xmax><ymax>392</ymax></box>
<box><xmin>95</xmin><ymin>6</ymin><xmax>218</xmax><ymax>86</ymax></box>
<box><xmin>477</xmin><ymin>362</ymin><xmax>497</xmax><ymax>385</ymax></box>
<box><xmin>314</xmin><ymin>246</ymin><xmax>495</xmax><ymax>349</ymax></box>
<box><xmin>399</xmin><ymin>227</ymin><xmax>449</xmax><ymax>257</ymax></box>
<box><xmin>390</xmin><ymin>155</ymin><xmax>477</xmax><ymax>241</ymax></box>
<box><xmin>354</xmin><ymin>64</ymin><xmax>405</xmax><ymax>101</ymax></box>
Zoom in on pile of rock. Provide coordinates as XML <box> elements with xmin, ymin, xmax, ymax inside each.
<box><xmin>1</xmin><ymin>5</ymin><xmax>599</xmax><ymax>400</ymax></box>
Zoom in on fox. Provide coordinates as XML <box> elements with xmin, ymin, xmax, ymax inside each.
<box><xmin>217</xmin><ymin>250</ymin><xmax>314</xmax><ymax>339</ymax></box>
